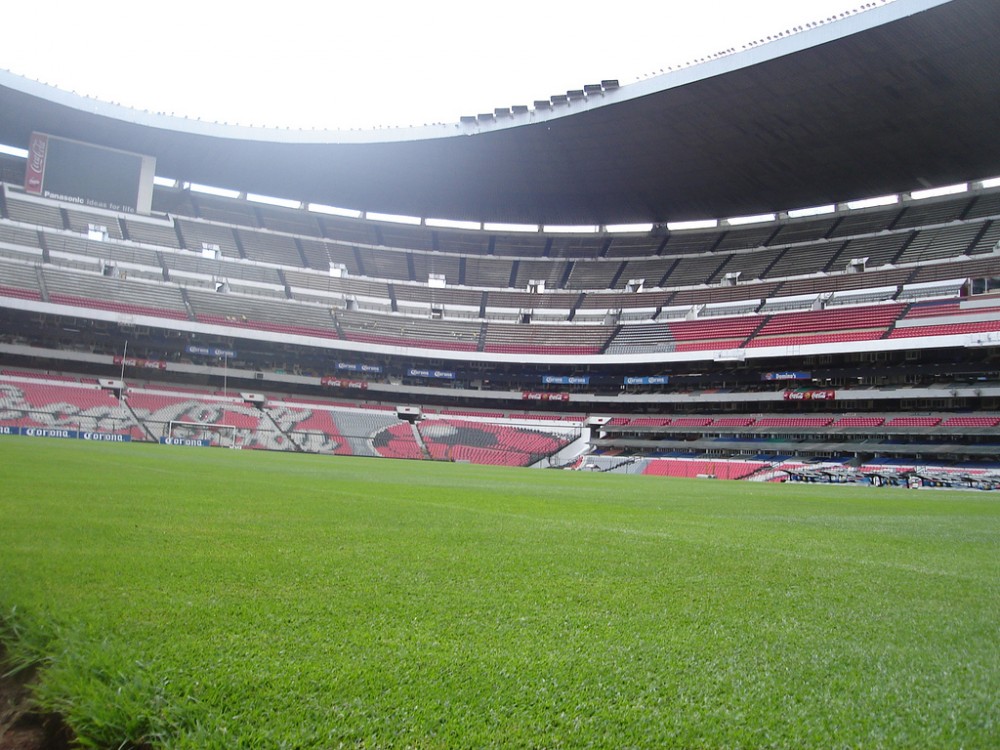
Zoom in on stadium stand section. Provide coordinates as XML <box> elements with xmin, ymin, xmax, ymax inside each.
<box><xmin>1</xmin><ymin>0</ymin><xmax>999</xmax><ymax>484</ymax></box>
<box><xmin>1</xmin><ymin>174</ymin><xmax>999</xmax><ymax>479</ymax></box>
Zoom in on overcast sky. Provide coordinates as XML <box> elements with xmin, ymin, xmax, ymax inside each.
<box><xmin>0</xmin><ymin>0</ymin><xmax>877</xmax><ymax>131</ymax></box>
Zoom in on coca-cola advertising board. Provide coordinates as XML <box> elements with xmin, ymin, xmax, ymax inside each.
<box><xmin>23</xmin><ymin>132</ymin><xmax>155</xmax><ymax>214</ymax></box>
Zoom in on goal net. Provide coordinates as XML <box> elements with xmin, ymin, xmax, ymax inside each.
<box><xmin>166</xmin><ymin>420</ymin><xmax>237</xmax><ymax>448</ymax></box>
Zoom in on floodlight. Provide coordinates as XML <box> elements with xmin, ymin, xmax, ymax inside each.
<box><xmin>366</xmin><ymin>211</ymin><xmax>421</xmax><ymax>226</ymax></box>
<box><xmin>484</xmin><ymin>222</ymin><xmax>538</xmax><ymax>233</ymax></box>
<box><xmin>426</xmin><ymin>218</ymin><xmax>481</xmax><ymax>231</ymax></box>
<box><xmin>726</xmin><ymin>213</ymin><xmax>775</xmax><ymax>226</ymax></box>
<box><xmin>667</xmin><ymin>219</ymin><xmax>718</xmax><ymax>230</ymax></box>
<box><xmin>189</xmin><ymin>183</ymin><xmax>240</xmax><ymax>198</ymax></box>
<box><xmin>543</xmin><ymin>224</ymin><xmax>599</xmax><ymax>234</ymax></box>
<box><xmin>247</xmin><ymin>193</ymin><xmax>301</xmax><ymax>209</ymax></box>
<box><xmin>0</xmin><ymin>143</ymin><xmax>28</xmax><ymax>158</ymax></box>
<box><xmin>605</xmin><ymin>223</ymin><xmax>655</xmax><ymax>233</ymax></box>
<box><xmin>787</xmin><ymin>204</ymin><xmax>835</xmax><ymax>218</ymax></box>
<box><xmin>307</xmin><ymin>203</ymin><xmax>362</xmax><ymax>219</ymax></box>
<box><xmin>910</xmin><ymin>183</ymin><xmax>967</xmax><ymax>200</ymax></box>
<box><xmin>846</xmin><ymin>194</ymin><xmax>898</xmax><ymax>209</ymax></box>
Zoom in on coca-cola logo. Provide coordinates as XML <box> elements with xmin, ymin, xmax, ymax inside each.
<box><xmin>29</xmin><ymin>135</ymin><xmax>46</xmax><ymax>172</ymax></box>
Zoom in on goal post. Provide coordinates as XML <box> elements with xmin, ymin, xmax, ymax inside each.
<box><xmin>166</xmin><ymin>420</ymin><xmax>237</xmax><ymax>448</ymax></box>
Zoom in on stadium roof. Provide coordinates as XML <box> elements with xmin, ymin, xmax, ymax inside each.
<box><xmin>1</xmin><ymin>0</ymin><xmax>998</xmax><ymax>226</ymax></box>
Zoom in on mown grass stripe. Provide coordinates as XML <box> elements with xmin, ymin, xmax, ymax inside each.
<box><xmin>0</xmin><ymin>437</ymin><xmax>997</xmax><ymax>748</ymax></box>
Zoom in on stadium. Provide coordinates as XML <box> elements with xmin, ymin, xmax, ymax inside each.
<box><xmin>0</xmin><ymin>0</ymin><xmax>998</xmax><ymax>747</ymax></box>
<box><xmin>0</xmin><ymin>0</ymin><xmax>999</xmax><ymax>488</ymax></box>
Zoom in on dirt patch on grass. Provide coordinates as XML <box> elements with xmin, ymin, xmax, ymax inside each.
<box><xmin>0</xmin><ymin>647</ymin><xmax>72</xmax><ymax>750</ymax></box>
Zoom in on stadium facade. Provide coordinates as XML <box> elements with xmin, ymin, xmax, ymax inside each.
<box><xmin>0</xmin><ymin>0</ymin><xmax>999</xmax><ymax>484</ymax></box>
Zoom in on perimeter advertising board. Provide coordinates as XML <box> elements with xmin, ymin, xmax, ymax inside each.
<box><xmin>25</xmin><ymin>132</ymin><xmax>156</xmax><ymax>214</ymax></box>
<box><xmin>0</xmin><ymin>426</ymin><xmax>131</xmax><ymax>441</ymax></box>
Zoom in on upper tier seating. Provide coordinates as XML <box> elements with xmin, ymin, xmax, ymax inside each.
<box><xmin>122</xmin><ymin>217</ymin><xmax>182</xmax><ymax>248</ymax></box>
<box><xmin>483</xmin><ymin>322</ymin><xmax>613</xmax><ymax>355</ymax></box>
<box><xmin>0</xmin><ymin>258</ymin><xmax>43</xmax><ymax>300</ymax></box>
<box><xmin>176</xmin><ymin>219</ymin><xmax>241</xmax><ymax>259</ymax></box>
<box><xmin>493</xmin><ymin>233</ymin><xmax>549</xmax><ymax>258</ymax></box>
<box><xmin>0</xmin><ymin>222</ymin><xmax>43</xmax><ymax>253</ymax></box>
<box><xmin>2</xmin><ymin>180</ymin><xmax>999</xmax><ymax>362</ymax></box>
<box><xmin>889</xmin><ymin>294</ymin><xmax>1000</xmax><ymax>339</ymax></box>
<box><xmin>5</xmin><ymin>194</ymin><xmax>64</xmax><ymax>229</ymax></box>
<box><xmin>43</xmin><ymin>266</ymin><xmax>190</xmax><ymax>319</ymax></box>
<box><xmin>255</xmin><ymin>203</ymin><xmax>323</xmax><ymax>237</ymax></box>
<box><xmin>185</xmin><ymin>287</ymin><xmax>340</xmax><ymax>338</ymax></box>
<box><xmin>338</xmin><ymin>310</ymin><xmax>481</xmax><ymax>351</ymax></box>
<box><xmin>410</xmin><ymin>253</ymin><xmax>462</xmax><ymax>287</ymax></box>
<box><xmin>827</xmin><ymin>205</ymin><xmax>903</xmax><ymax>238</ymax></box>
<box><xmin>237</xmin><ymin>228</ymin><xmax>302</xmax><ymax>266</ymax></box>
<box><xmin>711</xmin><ymin>246</ymin><xmax>784</xmax><ymax>284</ymax></box>
<box><xmin>748</xmin><ymin>303</ymin><xmax>904</xmax><ymax>347</ymax></box>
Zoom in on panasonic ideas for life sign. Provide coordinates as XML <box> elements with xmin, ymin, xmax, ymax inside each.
<box><xmin>25</xmin><ymin>132</ymin><xmax>156</xmax><ymax>214</ymax></box>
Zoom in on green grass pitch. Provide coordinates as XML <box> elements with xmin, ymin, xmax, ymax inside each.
<box><xmin>0</xmin><ymin>437</ymin><xmax>997</xmax><ymax>748</ymax></box>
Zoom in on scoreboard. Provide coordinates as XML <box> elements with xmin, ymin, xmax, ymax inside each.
<box><xmin>24</xmin><ymin>132</ymin><xmax>155</xmax><ymax>214</ymax></box>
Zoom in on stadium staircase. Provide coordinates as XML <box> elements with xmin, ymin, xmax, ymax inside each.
<box><xmin>33</xmin><ymin>266</ymin><xmax>49</xmax><ymax>302</ymax></box>
<box><xmin>743</xmin><ymin>465</ymin><xmax>787</xmax><ymax>482</ymax></box>
<box><xmin>601</xmin><ymin>324</ymin><xmax>623</xmax><ymax>353</ymax></box>
<box><xmin>156</xmin><ymin>251</ymin><xmax>170</xmax><ymax>281</ymax></box>
<box><xmin>329</xmin><ymin>311</ymin><xmax>346</xmax><ymax>340</ymax></box>
<box><xmin>179</xmin><ymin>288</ymin><xmax>196</xmax><ymax>320</ymax></box>
<box><xmin>742</xmin><ymin>316</ymin><xmax>770</xmax><ymax>347</ymax></box>
<box><xmin>597</xmin><ymin>456</ymin><xmax>643</xmax><ymax>473</ymax></box>
<box><xmin>276</xmin><ymin>268</ymin><xmax>293</xmax><ymax>299</ymax></box>
<box><xmin>291</xmin><ymin>237</ymin><xmax>309</xmax><ymax>269</ymax></box>
<box><xmin>259</xmin><ymin>408</ymin><xmax>304</xmax><ymax>452</ymax></box>
<box><xmin>409</xmin><ymin>422</ymin><xmax>431</xmax><ymax>460</ymax></box>
<box><xmin>120</xmin><ymin>396</ymin><xmax>157</xmax><ymax>441</ymax></box>
<box><xmin>38</xmin><ymin>236</ymin><xmax>51</xmax><ymax>264</ymax></box>
<box><xmin>882</xmin><ymin>303</ymin><xmax>913</xmax><ymax>338</ymax></box>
